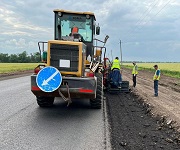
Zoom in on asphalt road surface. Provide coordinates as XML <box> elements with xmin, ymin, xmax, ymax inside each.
<box><xmin>1</xmin><ymin>73</ymin><xmax>180</xmax><ymax>150</ymax></box>
<box><xmin>0</xmin><ymin>76</ymin><xmax>110</xmax><ymax>150</ymax></box>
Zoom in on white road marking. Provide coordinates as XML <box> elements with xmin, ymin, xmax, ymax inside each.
<box><xmin>42</xmin><ymin>70</ymin><xmax>59</xmax><ymax>86</ymax></box>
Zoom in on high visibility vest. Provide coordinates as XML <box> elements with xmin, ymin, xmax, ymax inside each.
<box><xmin>132</xmin><ymin>65</ymin><xmax>138</xmax><ymax>75</ymax></box>
<box><xmin>111</xmin><ymin>59</ymin><xmax>120</xmax><ymax>70</ymax></box>
<box><xmin>153</xmin><ymin>69</ymin><xmax>160</xmax><ymax>80</ymax></box>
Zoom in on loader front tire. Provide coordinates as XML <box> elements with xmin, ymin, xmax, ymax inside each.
<box><xmin>36</xmin><ymin>96</ymin><xmax>55</xmax><ymax>107</ymax></box>
<box><xmin>90</xmin><ymin>73</ymin><xmax>103</xmax><ymax>109</ymax></box>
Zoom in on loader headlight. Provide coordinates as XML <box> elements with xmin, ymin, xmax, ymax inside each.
<box><xmin>58</xmin><ymin>12</ymin><xmax>62</xmax><ymax>17</ymax></box>
<box><xmin>86</xmin><ymin>14</ymin><xmax>90</xmax><ymax>19</ymax></box>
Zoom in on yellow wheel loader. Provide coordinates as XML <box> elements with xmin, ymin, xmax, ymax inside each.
<box><xmin>31</xmin><ymin>9</ymin><xmax>108</xmax><ymax>109</ymax></box>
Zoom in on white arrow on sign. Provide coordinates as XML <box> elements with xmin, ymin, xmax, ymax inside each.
<box><xmin>42</xmin><ymin>70</ymin><xmax>59</xmax><ymax>86</ymax></box>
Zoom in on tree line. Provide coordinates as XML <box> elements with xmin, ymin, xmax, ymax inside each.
<box><xmin>0</xmin><ymin>51</ymin><xmax>41</xmax><ymax>63</ymax></box>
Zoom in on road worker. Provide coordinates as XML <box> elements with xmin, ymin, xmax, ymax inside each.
<box><xmin>153</xmin><ymin>64</ymin><xmax>160</xmax><ymax>97</ymax></box>
<box><xmin>132</xmin><ymin>62</ymin><xmax>138</xmax><ymax>87</ymax></box>
<box><xmin>69</xmin><ymin>26</ymin><xmax>79</xmax><ymax>36</ymax></box>
<box><xmin>69</xmin><ymin>27</ymin><xmax>84</xmax><ymax>42</ymax></box>
<box><xmin>111</xmin><ymin>57</ymin><xmax>122</xmax><ymax>88</ymax></box>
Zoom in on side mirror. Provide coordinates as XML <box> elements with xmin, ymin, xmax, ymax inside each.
<box><xmin>96</xmin><ymin>26</ymin><xmax>100</xmax><ymax>35</ymax></box>
<box><xmin>42</xmin><ymin>51</ymin><xmax>47</xmax><ymax>62</ymax></box>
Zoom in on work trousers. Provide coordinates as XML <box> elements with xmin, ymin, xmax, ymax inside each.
<box><xmin>154</xmin><ymin>80</ymin><xmax>159</xmax><ymax>96</ymax></box>
<box><xmin>112</xmin><ymin>69</ymin><xmax>122</xmax><ymax>86</ymax></box>
<box><xmin>132</xmin><ymin>74</ymin><xmax>136</xmax><ymax>87</ymax></box>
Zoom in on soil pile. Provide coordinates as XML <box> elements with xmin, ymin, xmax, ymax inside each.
<box><xmin>106</xmin><ymin>92</ymin><xmax>180</xmax><ymax>150</ymax></box>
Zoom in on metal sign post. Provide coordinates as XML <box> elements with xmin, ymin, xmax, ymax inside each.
<box><xmin>119</xmin><ymin>40</ymin><xmax>122</xmax><ymax>66</ymax></box>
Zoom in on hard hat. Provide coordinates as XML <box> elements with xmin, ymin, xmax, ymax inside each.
<box><xmin>72</xmin><ymin>27</ymin><xmax>79</xmax><ymax>34</ymax></box>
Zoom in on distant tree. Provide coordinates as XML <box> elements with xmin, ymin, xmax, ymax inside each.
<box><xmin>34</xmin><ymin>52</ymin><xmax>41</xmax><ymax>62</ymax></box>
<box><xmin>9</xmin><ymin>54</ymin><xmax>18</xmax><ymax>63</ymax></box>
<box><xmin>0</xmin><ymin>51</ymin><xmax>41</xmax><ymax>63</ymax></box>
<box><xmin>0</xmin><ymin>53</ymin><xmax>9</xmax><ymax>63</ymax></box>
<box><xmin>18</xmin><ymin>51</ymin><xmax>28</xmax><ymax>63</ymax></box>
<box><xmin>30</xmin><ymin>52</ymin><xmax>41</xmax><ymax>62</ymax></box>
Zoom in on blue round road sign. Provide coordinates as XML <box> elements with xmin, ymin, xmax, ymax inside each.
<box><xmin>36</xmin><ymin>66</ymin><xmax>62</xmax><ymax>92</ymax></box>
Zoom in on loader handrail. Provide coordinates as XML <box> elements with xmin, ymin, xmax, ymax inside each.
<box><xmin>38</xmin><ymin>41</ymin><xmax>47</xmax><ymax>61</ymax></box>
<box><xmin>93</xmin><ymin>38</ymin><xmax>105</xmax><ymax>44</ymax></box>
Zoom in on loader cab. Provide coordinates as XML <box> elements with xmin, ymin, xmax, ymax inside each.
<box><xmin>54</xmin><ymin>9</ymin><xmax>100</xmax><ymax>57</ymax></box>
<box><xmin>54</xmin><ymin>10</ymin><xmax>96</xmax><ymax>42</ymax></box>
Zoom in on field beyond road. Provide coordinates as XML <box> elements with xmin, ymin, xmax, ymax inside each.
<box><xmin>123</xmin><ymin>62</ymin><xmax>180</xmax><ymax>78</ymax></box>
<box><xmin>0</xmin><ymin>63</ymin><xmax>40</xmax><ymax>74</ymax></box>
<box><xmin>1</xmin><ymin>63</ymin><xmax>180</xmax><ymax>78</ymax></box>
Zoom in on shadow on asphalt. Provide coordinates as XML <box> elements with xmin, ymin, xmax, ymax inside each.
<box><xmin>33</xmin><ymin>98</ymin><xmax>101</xmax><ymax>122</ymax></box>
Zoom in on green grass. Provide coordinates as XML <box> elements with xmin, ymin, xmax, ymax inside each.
<box><xmin>1</xmin><ymin>62</ymin><xmax>179</xmax><ymax>78</ymax></box>
<box><xmin>123</xmin><ymin>63</ymin><xmax>180</xmax><ymax>78</ymax></box>
<box><xmin>0</xmin><ymin>63</ymin><xmax>40</xmax><ymax>74</ymax></box>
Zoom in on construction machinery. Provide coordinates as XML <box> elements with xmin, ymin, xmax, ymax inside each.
<box><xmin>31</xmin><ymin>9</ymin><xmax>108</xmax><ymax>109</ymax></box>
<box><xmin>102</xmin><ymin>58</ymin><xmax>130</xmax><ymax>93</ymax></box>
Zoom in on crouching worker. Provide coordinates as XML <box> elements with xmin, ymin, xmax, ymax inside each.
<box><xmin>110</xmin><ymin>57</ymin><xmax>122</xmax><ymax>88</ymax></box>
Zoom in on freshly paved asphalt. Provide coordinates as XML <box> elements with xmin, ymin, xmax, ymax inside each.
<box><xmin>0</xmin><ymin>76</ymin><xmax>109</xmax><ymax>150</ymax></box>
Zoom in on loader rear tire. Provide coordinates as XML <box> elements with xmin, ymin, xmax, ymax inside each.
<box><xmin>90</xmin><ymin>73</ymin><xmax>103</xmax><ymax>109</ymax></box>
<box><xmin>36</xmin><ymin>96</ymin><xmax>55</xmax><ymax>107</ymax></box>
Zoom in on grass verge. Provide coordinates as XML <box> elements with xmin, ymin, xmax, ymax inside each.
<box><xmin>0</xmin><ymin>63</ymin><xmax>40</xmax><ymax>74</ymax></box>
<box><xmin>123</xmin><ymin>65</ymin><xmax>180</xmax><ymax>78</ymax></box>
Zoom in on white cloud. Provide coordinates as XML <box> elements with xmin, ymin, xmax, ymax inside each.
<box><xmin>1</xmin><ymin>38</ymin><xmax>36</xmax><ymax>54</ymax></box>
<box><xmin>0</xmin><ymin>2</ymin><xmax>51</xmax><ymax>39</ymax></box>
<box><xmin>0</xmin><ymin>0</ymin><xmax>180</xmax><ymax>61</ymax></box>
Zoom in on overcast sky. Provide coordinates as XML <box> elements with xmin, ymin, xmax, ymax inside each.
<box><xmin>0</xmin><ymin>0</ymin><xmax>179</xmax><ymax>62</ymax></box>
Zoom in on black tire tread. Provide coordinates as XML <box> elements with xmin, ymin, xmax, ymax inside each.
<box><xmin>90</xmin><ymin>73</ymin><xmax>103</xmax><ymax>109</ymax></box>
<box><xmin>36</xmin><ymin>96</ymin><xmax>55</xmax><ymax>107</ymax></box>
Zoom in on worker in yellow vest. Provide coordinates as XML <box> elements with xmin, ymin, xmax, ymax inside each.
<box><xmin>111</xmin><ymin>57</ymin><xmax>122</xmax><ymax>88</ymax></box>
<box><xmin>153</xmin><ymin>65</ymin><xmax>160</xmax><ymax>97</ymax></box>
<box><xmin>111</xmin><ymin>57</ymin><xmax>121</xmax><ymax>70</ymax></box>
<box><xmin>132</xmin><ymin>62</ymin><xmax>138</xmax><ymax>87</ymax></box>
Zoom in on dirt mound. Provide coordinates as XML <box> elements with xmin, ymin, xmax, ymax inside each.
<box><xmin>0</xmin><ymin>70</ymin><xmax>33</xmax><ymax>81</ymax></box>
<box><xmin>106</xmin><ymin>92</ymin><xmax>180</xmax><ymax>150</ymax></box>
<box><xmin>122</xmin><ymin>68</ymin><xmax>180</xmax><ymax>129</ymax></box>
